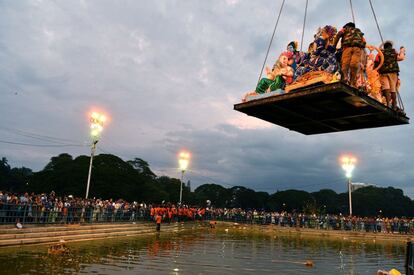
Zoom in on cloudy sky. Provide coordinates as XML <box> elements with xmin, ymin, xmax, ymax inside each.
<box><xmin>1</xmin><ymin>0</ymin><xmax>413</xmax><ymax>196</ymax></box>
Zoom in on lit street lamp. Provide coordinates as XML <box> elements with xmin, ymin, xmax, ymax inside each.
<box><xmin>178</xmin><ymin>151</ymin><xmax>190</xmax><ymax>205</ymax></box>
<box><xmin>85</xmin><ymin>112</ymin><xmax>106</xmax><ymax>199</ymax></box>
<box><xmin>341</xmin><ymin>155</ymin><xmax>357</xmax><ymax>217</ymax></box>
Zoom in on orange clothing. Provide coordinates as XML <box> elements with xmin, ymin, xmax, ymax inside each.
<box><xmin>156</xmin><ymin>215</ymin><xmax>162</xmax><ymax>224</ymax></box>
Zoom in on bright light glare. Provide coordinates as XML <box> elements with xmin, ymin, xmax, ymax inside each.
<box><xmin>341</xmin><ymin>155</ymin><xmax>357</xmax><ymax>178</ymax></box>
<box><xmin>90</xmin><ymin>111</ymin><xmax>106</xmax><ymax>138</ymax></box>
<box><xmin>91</xmin><ymin>112</ymin><xmax>99</xmax><ymax>119</ymax></box>
<box><xmin>178</xmin><ymin>151</ymin><xmax>190</xmax><ymax>171</ymax></box>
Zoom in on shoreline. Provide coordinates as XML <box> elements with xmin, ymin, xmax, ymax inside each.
<box><xmin>216</xmin><ymin>222</ymin><xmax>412</xmax><ymax>245</ymax></box>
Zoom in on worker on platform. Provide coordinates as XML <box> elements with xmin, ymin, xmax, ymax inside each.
<box><xmin>376</xmin><ymin>40</ymin><xmax>406</xmax><ymax>110</ymax></box>
<box><xmin>333</xmin><ymin>22</ymin><xmax>366</xmax><ymax>87</ymax></box>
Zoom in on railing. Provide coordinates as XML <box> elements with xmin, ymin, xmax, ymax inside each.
<box><xmin>205</xmin><ymin>213</ymin><xmax>414</xmax><ymax>234</ymax></box>
<box><xmin>1</xmin><ymin>203</ymin><xmax>413</xmax><ymax>235</ymax></box>
<box><xmin>0</xmin><ymin>203</ymin><xmax>152</xmax><ymax>225</ymax></box>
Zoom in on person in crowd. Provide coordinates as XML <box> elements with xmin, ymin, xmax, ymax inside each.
<box><xmin>156</xmin><ymin>214</ymin><xmax>162</xmax><ymax>231</ymax></box>
<box><xmin>333</xmin><ymin>22</ymin><xmax>366</xmax><ymax>87</ymax></box>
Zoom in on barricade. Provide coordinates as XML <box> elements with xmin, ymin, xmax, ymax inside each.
<box><xmin>0</xmin><ymin>202</ymin><xmax>151</xmax><ymax>225</ymax></box>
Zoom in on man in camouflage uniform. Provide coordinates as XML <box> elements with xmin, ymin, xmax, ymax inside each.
<box><xmin>376</xmin><ymin>40</ymin><xmax>406</xmax><ymax>110</ymax></box>
<box><xmin>333</xmin><ymin>22</ymin><xmax>366</xmax><ymax>87</ymax></box>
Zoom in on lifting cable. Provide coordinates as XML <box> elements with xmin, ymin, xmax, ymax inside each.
<box><xmin>349</xmin><ymin>0</ymin><xmax>356</xmax><ymax>24</ymax></box>
<box><xmin>257</xmin><ymin>0</ymin><xmax>285</xmax><ymax>84</ymax></box>
<box><xmin>368</xmin><ymin>0</ymin><xmax>384</xmax><ymax>44</ymax></box>
<box><xmin>300</xmin><ymin>0</ymin><xmax>309</xmax><ymax>52</ymax></box>
<box><xmin>368</xmin><ymin>0</ymin><xmax>404</xmax><ymax>110</ymax></box>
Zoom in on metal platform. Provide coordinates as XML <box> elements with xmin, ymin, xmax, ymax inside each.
<box><xmin>234</xmin><ymin>82</ymin><xmax>409</xmax><ymax>135</ymax></box>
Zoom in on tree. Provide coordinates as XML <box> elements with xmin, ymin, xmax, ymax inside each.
<box><xmin>269</xmin><ymin>190</ymin><xmax>314</xmax><ymax>212</ymax></box>
<box><xmin>312</xmin><ymin>189</ymin><xmax>341</xmax><ymax>214</ymax></box>
<box><xmin>9</xmin><ymin>167</ymin><xmax>33</xmax><ymax>193</ymax></box>
<box><xmin>43</xmin><ymin>153</ymin><xmax>73</xmax><ymax>171</ymax></box>
<box><xmin>352</xmin><ymin>186</ymin><xmax>413</xmax><ymax>217</ymax></box>
<box><xmin>228</xmin><ymin>186</ymin><xmax>268</xmax><ymax>209</ymax></box>
<box><xmin>0</xmin><ymin>157</ymin><xmax>11</xmax><ymax>189</ymax></box>
<box><xmin>127</xmin><ymin>158</ymin><xmax>156</xmax><ymax>179</ymax></box>
<box><xmin>194</xmin><ymin>183</ymin><xmax>230</xmax><ymax>208</ymax></box>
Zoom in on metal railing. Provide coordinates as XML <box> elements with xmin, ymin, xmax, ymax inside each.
<box><xmin>205</xmin><ymin>212</ymin><xmax>414</xmax><ymax>234</ymax></box>
<box><xmin>1</xmin><ymin>202</ymin><xmax>413</xmax><ymax>235</ymax></box>
<box><xmin>0</xmin><ymin>203</ymin><xmax>152</xmax><ymax>225</ymax></box>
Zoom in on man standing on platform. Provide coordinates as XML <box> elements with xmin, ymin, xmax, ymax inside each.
<box><xmin>376</xmin><ymin>40</ymin><xmax>406</xmax><ymax>110</ymax></box>
<box><xmin>333</xmin><ymin>22</ymin><xmax>366</xmax><ymax>87</ymax></box>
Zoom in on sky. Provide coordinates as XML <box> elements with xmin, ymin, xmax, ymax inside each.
<box><xmin>1</xmin><ymin>0</ymin><xmax>413</xmax><ymax>197</ymax></box>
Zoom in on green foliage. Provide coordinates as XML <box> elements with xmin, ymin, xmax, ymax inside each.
<box><xmin>0</xmin><ymin>157</ymin><xmax>11</xmax><ymax>189</ymax></box>
<box><xmin>127</xmin><ymin>158</ymin><xmax>156</xmax><ymax>179</ymax></box>
<box><xmin>352</xmin><ymin>186</ymin><xmax>413</xmax><ymax>217</ymax></box>
<box><xmin>0</xmin><ymin>157</ymin><xmax>32</xmax><ymax>192</ymax></box>
<box><xmin>194</xmin><ymin>183</ymin><xmax>230</xmax><ymax>208</ymax></box>
<box><xmin>269</xmin><ymin>190</ymin><xmax>315</xmax><ymax>212</ymax></box>
<box><xmin>312</xmin><ymin>189</ymin><xmax>342</xmax><ymax>214</ymax></box>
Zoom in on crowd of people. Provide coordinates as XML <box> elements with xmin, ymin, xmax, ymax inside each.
<box><xmin>244</xmin><ymin>22</ymin><xmax>406</xmax><ymax>112</ymax></box>
<box><xmin>207</xmin><ymin>208</ymin><xmax>414</xmax><ymax>234</ymax></box>
<box><xmin>1</xmin><ymin>190</ymin><xmax>413</xmax><ymax>234</ymax></box>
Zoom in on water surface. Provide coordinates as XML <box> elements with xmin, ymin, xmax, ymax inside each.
<box><xmin>0</xmin><ymin>227</ymin><xmax>405</xmax><ymax>274</ymax></box>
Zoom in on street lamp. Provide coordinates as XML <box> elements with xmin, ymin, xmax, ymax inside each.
<box><xmin>178</xmin><ymin>151</ymin><xmax>190</xmax><ymax>205</ymax></box>
<box><xmin>85</xmin><ymin>111</ymin><xmax>106</xmax><ymax>199</ymax></box>
<box><xmin>341</xmin><ymin>155</ymin><xmax>357</xmax><ymax>217</ymax></box>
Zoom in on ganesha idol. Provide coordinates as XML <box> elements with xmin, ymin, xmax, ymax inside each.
<box><xmin>242</xmin><ymin>51</ymin><xmax>294</xmax><ymax>102</ymax></box>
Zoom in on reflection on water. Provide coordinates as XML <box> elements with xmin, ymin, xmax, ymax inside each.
<box><xmin>0</xmin><ymin>227</ymin><xmax>405</xmax><ymax>274</ymax></box>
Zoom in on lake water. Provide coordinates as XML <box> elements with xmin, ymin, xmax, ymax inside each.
<box><xmin>0</xmin><ymin>226</ymin><xmax>405</xmax><ymax>274</ymax></box>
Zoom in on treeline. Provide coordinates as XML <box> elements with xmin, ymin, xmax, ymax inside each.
<box><xmin>0</xmin><ymin>154</ymin><xmax>413</xmax><ymax>217</ymax></box>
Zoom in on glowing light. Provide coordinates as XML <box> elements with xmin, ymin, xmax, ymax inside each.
<box><xmin>178</xmin><ymin>151</ymin><xmax>190</xmax><ymax>171</ymax></box>
<box><xmin>91</xmin><ymin>129</ymin><xmax>99</xmax><ymax>137</ymax></box>
<box><xmin>89</xmin><ymin>111</ymin><xmax>106</xmax><ymax>139</ymax></box>
<box><xmin>341</xmin><ymin>155</ymin><xmax>357</xmax><ymax>178</ymax></box>
<box><xmin>91</xmin><ymin>112</ymin><xmax>99</xmax><ymax>119</ymax></box>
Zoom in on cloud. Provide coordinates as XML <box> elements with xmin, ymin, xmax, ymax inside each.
<box><xmin>1</xmin><ymin>0</ymin><xmax>413</xmax><ymax>197</ymax></box>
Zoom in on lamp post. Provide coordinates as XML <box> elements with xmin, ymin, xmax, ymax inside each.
<box><xmin>85</xmin><ymin>112</ymin><xmax>106</xmax><ymax>199</ymax></box>
<box><xmin>341</xmin><ymin>155</ymin><xmax>357</xmax><ymax>217</ymax></box>
<box><xmin>178</xmin><ymin>151</ymin><xmax>190</xmax><ymax>205</ymax></box>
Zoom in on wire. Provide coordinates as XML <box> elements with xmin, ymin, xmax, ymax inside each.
<box><xmin>397</xmin><ymin>92</ymin><xmax>405</xmax><ymax>111</ymax></box>
<box><xmin>349</xmin><ymin>0</ymin><xmax>356</xmax><ymax>24</ymax></box>
<box><xmin>0</xmin><ymin>139</ymin><xmax>86</xmax><ymax>147</ymax></box>
<box><xmin>0</xmin><ymin>125</ymin><xmax>83</xmax><ymax>144</ymax></box>
<box><xmin>300</xmin><ymin>0</ymin><xmax>309</xmax><ymax>52</ymax></box>
<box><xmin>368</xmin><ymin>0</ymin><xmax>384</xmax><ymax>44</ymax></box>
<box><xmin>257</xmin><ymin>0</ymin><xmax>285</xmax><ymax>85</ymax></box>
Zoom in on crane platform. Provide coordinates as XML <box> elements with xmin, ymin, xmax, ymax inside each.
<box><xmin>234</xmin><ymin>82</ymin><xmax>409</xmax><ymax>135</ymax></box>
